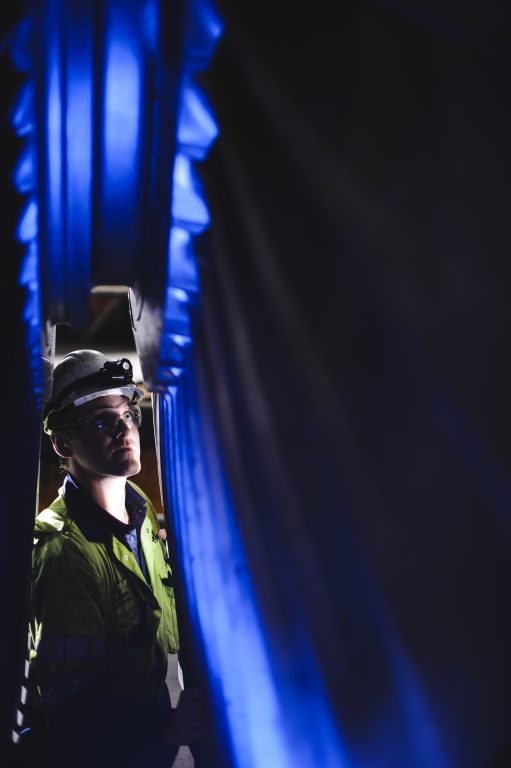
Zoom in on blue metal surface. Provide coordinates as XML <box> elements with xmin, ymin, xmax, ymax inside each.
<box><xmin>10</xmin><ymin>15</ymin><xmax>44</xmax><ymax>407</ymax></box>
<box><xmin>28</xmin><ymin>0</ymin><xmax>169</xmax><ymax>324</ymax></box>
<box><xmin>96</xmin><ymin>0</ymin><xmax>151</xmax><ymax>281</ymax></box>
<box><xmin>13</xmin><ymin>143</ymin><xmax>35</xmax><ymax>194</ymax></box>
<box><xmin>33</xmin><ymin>0</ymin><xmax>93</xmax><ymax>328</ymax></box>
<box><xmin>157</xmin><ymin>375</ymin><xmax>348</xmax><ymax>768</ymax></box>
<box><xmin>177</xmin><ymin>75</ymin><xmax>219</xmax><ymax>160</ymax></box>
<box><xmin>155</xmin><ymin>0</ymin><xmax>223</xmax><ymax>381</ymax></box>
<box><xmin>168</xmin><ymin>226</ymin><xmax>200</xmax><ymax>293</ymax></box>
<box><xmin>172</xmin><ymin>154</ymin><xmax>211</xmax><ymax>233</ymax></box>
<box><xmin>10</xmin><ymin>81</ymin><xmax>35</xmax><ymax>136</ymax></box>
<box><xmin>16</xmin><ymin>200</ymin><xmax>37</xmax><ymax>244</ymax></box>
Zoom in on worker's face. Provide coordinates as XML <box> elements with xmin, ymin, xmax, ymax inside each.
<box><xmin>58</xmin><ymin>395</ymin><xmax>141</xmax><ymax>480</ymax></box>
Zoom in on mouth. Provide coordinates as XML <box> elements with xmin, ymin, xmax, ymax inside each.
<box><xmin>114</xmin><ymin>445</ymin><xmax>135</xmax><ymax>454</ymax></box>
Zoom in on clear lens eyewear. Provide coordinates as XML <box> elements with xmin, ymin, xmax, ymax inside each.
<box><xmin>88</xmin><ymin>405</ymin><xmax>142</xmax><ymax>435</ymax></box>
<box><xmin>76</xmin><ymin>405</ymin><xmax>142</xmax><ymax>435</ymax></box>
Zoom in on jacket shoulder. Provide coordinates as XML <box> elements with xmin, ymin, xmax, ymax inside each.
<box><xmin>33</xmin><ymin>489</ymin><xmax>89</xmax><ymax>563</ymax></box>
<box><xmin>32</xmin><ymin>497</ymin><xmax>105</xmax><ymax>581</ymax></box>
<box><xmin>35</xmin><ymin>488</ymin><xmax>70</xmax><ymax>534</ymax></box>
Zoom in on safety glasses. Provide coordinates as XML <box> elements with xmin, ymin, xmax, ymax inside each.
<box><xmin>60</xmin><ymin>404</ymin><xmax>142</xmax><ymax>436</ymax></box>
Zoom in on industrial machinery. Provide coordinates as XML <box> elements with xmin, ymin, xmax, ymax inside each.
<box><xmin>2</xmin><ymin>2</ymin><xmax>511</xmax><ymax>766</ymax></box>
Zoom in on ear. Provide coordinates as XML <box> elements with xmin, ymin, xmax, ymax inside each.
<box><xmin>51</xmin><ymin>433</ymin><xmax>73</xmax><ymax>459</ymax></box>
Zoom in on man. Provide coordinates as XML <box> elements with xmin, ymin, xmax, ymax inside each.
<box><xmin>28</xmin><ymin>349</ymin><xmax>200</xmax><ymax>767</ymax></box>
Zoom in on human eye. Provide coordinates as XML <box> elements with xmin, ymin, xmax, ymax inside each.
<box><xmin>126</xmin><ymin>406</ymin><xmax>142</xmax><ymax>428</ymax></box>
<box><xmin>123</xmin><ymin>409</ymin><xmax>135</xmax><ymax>424</ymax></box>
<box><xmin>89</xmin><ymin>414</ymin><xmax>110</xmax><ymax>432</ymax></box>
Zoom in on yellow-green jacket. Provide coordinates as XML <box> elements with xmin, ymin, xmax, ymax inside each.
<box><xmin>30</xmin><ymin>476</ymin><xmax>179</xmax><ymax>716</ymax></box>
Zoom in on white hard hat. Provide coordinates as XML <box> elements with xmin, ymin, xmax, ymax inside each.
<box><xmin>44</xmin><ymin>349</ymin><xmax>144</xmax><ymax>434</ymax></box>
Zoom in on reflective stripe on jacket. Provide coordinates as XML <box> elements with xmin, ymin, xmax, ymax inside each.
<box><xmin>30</xmin><ymin>480</ymin><xmax>179</xmax><ymax>714</ymax></box>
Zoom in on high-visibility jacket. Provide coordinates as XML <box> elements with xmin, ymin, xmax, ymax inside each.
<box><xmin>30</xmin><ymin>478</ymin><xmax>179</xmax><ymax>715</ymax></box>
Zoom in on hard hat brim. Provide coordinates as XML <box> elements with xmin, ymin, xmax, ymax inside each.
<box><xmin>71</xmin><ymin>385</ymin><xmax>144</xmax><ymax>408</ymax></box>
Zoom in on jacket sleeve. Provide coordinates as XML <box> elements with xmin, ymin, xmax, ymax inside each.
<box><xmin>30</xmin><ymin>533</ymin><xmax>107</xmax><ymax>715</ymax></box>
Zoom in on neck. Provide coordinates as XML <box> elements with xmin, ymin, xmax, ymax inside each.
<box><xmin>70</xmin><ymin>468</ymin><xmax>129</xmax><ymax>523</ymax></box>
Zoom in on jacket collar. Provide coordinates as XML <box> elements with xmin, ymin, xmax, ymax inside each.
<box><xmin>63</xmin><ymin>473</ymin><xmax>147</xmax><ymax>543</ymax></box>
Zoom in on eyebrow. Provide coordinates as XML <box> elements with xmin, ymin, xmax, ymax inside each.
<box><xmin>84</xmin><ymin>404</ymin><xmax>130</xmax><ymax>417</ymax></box>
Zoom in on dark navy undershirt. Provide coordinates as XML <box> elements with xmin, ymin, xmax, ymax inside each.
<box><xmin>63</xmin><ymin>474</ymin><xmax>151</xmax><ymax>584</ymax></box>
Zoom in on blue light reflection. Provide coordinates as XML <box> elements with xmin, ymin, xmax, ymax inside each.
<box><xmin>169</xmin><ymin>287</ymin><xmax>189</xmax><ymax>304</ymax></box>
<box><xmin>46</xmin><ymin>24</ymin><xmax>63</xmax><ymax>252</ymax></box>
<box><xmin>11</xmin><ymin>82</ymin><xmax>34</xmax><ymax>136</ymax></box>
<box><xmin>168</xmin><ymin>226</ymin><xmax>199</xmax><ymax>293</ymax></box>
<box><xmin>10</xmin><ymin>17</ymin><xmax>43</xmax><ymax>406</ymax></box>
<box><xmin>13</xmin><ymin>144</ymin><xmax>36</xmax><ymax>194</ymax></box>
<box><xmin>16</xmin><ymin>199</ymin><xmax>38</xmax><ymax>243</ymax></box>
<box><xmin>177</xmin><ymin>77</ymin><xmax>219</xmax><ymax>160</ymax></box>
<box><xmin>18</xmin><ymin>241</ymin><xmax>44</xmax><ymax>406</ymax></box>
<box><xmin>171</xmin><ymin>153</ymin><xmax>210</xmax><ymax>233</ymax></box>
<box><xmin>103</xmin><ymin>38</ymin><xmax>141</xmax><ymax>186</ymax></box>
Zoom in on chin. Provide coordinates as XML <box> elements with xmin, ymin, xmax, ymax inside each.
<box><xmin>112</xmin><ymin>456</ymin><xmax>141</xmax><ymax>477</ymax></box>
<box><xmin>125</xmin><ymin>459</ymin><xmax>142</xmax><ymax>477</ymax></box>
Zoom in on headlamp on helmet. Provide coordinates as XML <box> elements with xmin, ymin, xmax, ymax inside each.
<box><xmin>43</xmin><ymin>351</ymin><xmax>144</xmax><ymax>435</ymax></box>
